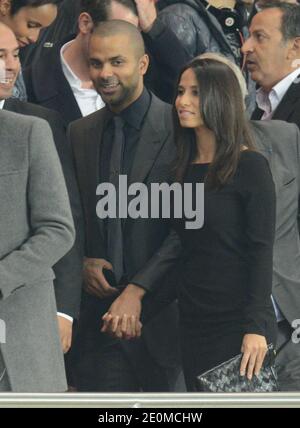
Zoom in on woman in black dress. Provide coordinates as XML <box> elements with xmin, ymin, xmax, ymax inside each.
<box><xmin>173</xmin><ymin>56</ymin><xmax>277</xmax><ymax>391</ymax></box>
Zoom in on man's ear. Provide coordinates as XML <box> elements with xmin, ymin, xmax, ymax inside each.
<box><xmin>293</xmin><ymin>37</ymin><xmax>300</xmax><ymax>53</ymax></box>
<box><xmin>78</xmin><ymin>12</ymin><xmax>94</xmax><ymax>35</ymax></box>
<box><xmin>0</xmin><ymin>0</ymin><xmax>11</xmax><ymax>17</ymax></box>
<box><xmin>139</xmin><ymin>54</ymin><xmax>149</xmax><ymax>76</ymax></box>
<box><xmin>288</xmin><ymin>37</ymin><xmax>300</xmax><ymax>60</ymax></box>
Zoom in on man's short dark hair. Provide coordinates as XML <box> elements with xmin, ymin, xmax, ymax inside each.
<box><xmin>10</xmin><ymin>0</ymin><xmax>62</xmax><ymax>16</ymax></box>
<box><xmin>258</xmin><ymin>1</ymin><xmax>300</xmax><ymax>41</ymax></box>
<box><xmin>92</xmin><ymin>19</ymin><xmax>145</xmax><ymax>58</ymax></box>
<box><xmin>80</xmin><ymin>0</ymin><xmax>137</xmax><ymax>25</ymax></box>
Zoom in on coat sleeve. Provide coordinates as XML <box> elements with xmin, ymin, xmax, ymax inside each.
<box><xmin>0</xmin><ymin>118</ymin><xmax>75</xmax><ymax>300</ymax></box>
<box><xmin>239</xmin><ymin>154</ymin><xmax>276</xmax><ymax>336</ymax></box>
<box><xmin>131</xmin><ymin>228</ymin><xmax>182</xmax><ymax>293</ymax></box>
<box><xmin>48</xmin><ymin>113</ymin><xmax>84</xmax><ymax>319</ymax></box>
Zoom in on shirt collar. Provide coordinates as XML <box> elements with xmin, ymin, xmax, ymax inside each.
<box><xmin>60</xmin><ymin>40</ymin><xmax>82</xmax><ymax>89</ymax></box>
<box><xmin>0</xmin><ymin>100</ymin><xmax>5</xmax><ymax>110</ymax></box>
<box><xmin>119</xmin><ymin>88</ymin><xmax>151</xmax><ymax>130</ymax></box>
<box><xmin>256</xmin><ymin>67</ymin><xmax>300</xmax><ymax>115</ymax></box>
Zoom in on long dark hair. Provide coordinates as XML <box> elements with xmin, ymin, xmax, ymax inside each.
<box><xmin>174</xmin><ymin>58</ymin><xmax>255</xmax><ymax>189</ymax></box>
<box><xmin>10</xmin><ymin>0</ymin><xmax>62</xmax><ymax>16</ymax></box>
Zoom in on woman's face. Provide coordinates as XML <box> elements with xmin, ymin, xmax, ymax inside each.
<box><xmin>1</xmin><ymin>4</ymin><xmax>57</xmax><ymax>47</ymax></box>
<box><xmin>175</xmin><ymin>67</ymin><xmax>204</xmax><ymax>129</ymax></box>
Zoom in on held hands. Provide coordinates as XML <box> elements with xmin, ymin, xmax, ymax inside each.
<box><xmin>134</xmin><ymin>0</ymin><xmax>157</xmax><ymax>33</ymax></box>
<box><xmin>101</xmin><ymin>284</ymin><xmax>145</xmax><ymax>340</ymax></box>
<box><xmin>240</xmin><ymin>334</ymin><xmax>268</xmax><ymax>380</ymax></box>
<box><xmin>83</xmin><ymin>257</ymin><xmax>119</xmax><ymax>299</ymax></box>
<box><xmin>83</xmin><ymin>257</ymin><xmax>144</xmax><ymax>339</ymax></box>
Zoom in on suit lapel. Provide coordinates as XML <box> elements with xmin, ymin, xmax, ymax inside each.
<box><xmin>272</xmin><ymin>77</ymin><xmax>300</xmax><ymax>121</ymax></box>
<box><xmin>55</xmin><ymin>70</ymin><xmax>82</xmax><ymax>124</ymax></box>
<box><xmin>86</xmin><ymin>109</ymin><xmax>111</xmax><ymax>238</ymax></box>
<box><xmin>128</xmin><ymin>95</ymin><xmax>170</xmax><ymax>185</ymax></box>
<box><xmin>32</xmin><ymin>38</ymin><xmax>82</xmax><ymax>124</ymax></box>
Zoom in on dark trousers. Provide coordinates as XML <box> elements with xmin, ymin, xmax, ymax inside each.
<box><xmin>74</xmin><ymin>334</ymin><xmax>178</xmax><ymax>392</ymax></box>
<box><xmin>73</xmin><ymin>293</ymin><xmax>180</xmax><ymax>392</ymax></box>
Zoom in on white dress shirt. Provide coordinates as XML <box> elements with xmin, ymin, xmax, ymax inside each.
<box><xmin>61</xmin><ymin>41</ymin><xmax>105</xmax><ymax>117</ymax></box>
<box><xmin>256</xmin><ymin>67</ymin><xmax>300</xmax><ymax>119</ymax></box>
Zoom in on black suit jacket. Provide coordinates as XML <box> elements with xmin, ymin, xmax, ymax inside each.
<box><xmin>69</xmin><ymin>93</ymin><xmax>181</xmax><ymax>369</ymax></box>
<box><xmin>252</xmin><ymin>76</ymin><xmax>300</xmax><ymax>127</ymax></box>
<box><xmin>4</xmin><ymin>98</ymin><xmax>84</xmax><ymax>319</ymax></box>
<box><xmin>23</xmin><ymin>38</ymin><xmax>82</xmax><ymax>127</ymax></box>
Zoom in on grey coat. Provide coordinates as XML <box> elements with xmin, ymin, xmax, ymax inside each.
<box><xmin>251</xmin><ymin>120</ymin><xmax>300</xmax><ymax>325</ymax></box>
<box><xmin>0</xmin><ymin>110</ymin><xmax>75</xmax><ymax>392</ymax></box>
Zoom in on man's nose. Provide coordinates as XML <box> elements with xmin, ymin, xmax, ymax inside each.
<box><xmin>99</xmin><ymin>64</ymin><xmax>113</xmax><ymax>79</ymax></box>
<box><xmin>241</xmin><ymin>37</ymin><xmax>253</xmax><ymax>55</ymax></box>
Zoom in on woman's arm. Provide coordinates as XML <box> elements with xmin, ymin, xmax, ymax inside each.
<box><xmin>239</xmin><ymin>152</ymin><xmax>276</xmax><ymax>379</ymax></box>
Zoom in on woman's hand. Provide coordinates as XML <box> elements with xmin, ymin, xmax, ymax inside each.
<box><xmin>240</xmin><ymin>334</ymin><xmax>268</xmax><ymax>380</ymax></box>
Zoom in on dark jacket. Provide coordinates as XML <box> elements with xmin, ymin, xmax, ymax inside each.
<box><xmin>252</xmin><ymin>76</ymin><xmax>300</xmax><ymax>128</ymax></box>
<box><xmin>157</xmin><ymin>0</ymin><xmax>256</xmax><ymax>111</ymax></box>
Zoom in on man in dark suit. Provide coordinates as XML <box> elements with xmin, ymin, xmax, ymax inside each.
<box><xmin>0</xmin><ymin>21</ymin><xmax>83</xmax><ymax>356</ymax></box>
<box><xmin>69</xmin><ymin>20</ymin><xmax>182</xmax><ymax>392</ymax></box>
<box><xmin>242</xmin><ymin>1</ymin><xmax>300</xmax><ymax>390</ymax></box>
<box><xmin>23</xmin><ymin>0</ymin><xmax>191</xmax><ymax>126</ymax></box>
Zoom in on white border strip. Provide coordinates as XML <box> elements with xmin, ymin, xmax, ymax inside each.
<box><xmin>0</xmin><ymin>393</ymin><xmax>300</xmax><ymax>407</ymax></box>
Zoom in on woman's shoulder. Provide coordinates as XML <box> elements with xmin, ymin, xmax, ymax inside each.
<box><xmin>239</xmin><ymin>150</ymin><xmax>269</xmax><ymax>169</ymax></box>
<box><xmin>237</xmin><ymin>150</ymin><xmax>273</xmax><ymax>187</ymax></box>
<box><xmin>240</xmin><ymin>149</ymin><xmax>268</xmax><ymax>163</ymax></box>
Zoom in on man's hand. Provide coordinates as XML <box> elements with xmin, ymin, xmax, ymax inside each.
<box><xmin>57</xmin><ymin>316</ymin><xmax>73</xmax><ymax>354</ymax></box>
<box><xmin>101</xmin><ymin>284</ymin><xmax>146</xmax><ymax>339</ymax></box>
<box><xmin>240</xmin><ymin>334</ymin><xmax>268</xmax><ymax>380</ymax></box>
<box><xmin>134</xmin><ymin>0</ymin><xmax>157</xmax><ymax>33</ymax></box>
<box><xmin>83</xmin><ymin>257</ymin><xmax>119</xmax><ymax>299</ymax></box>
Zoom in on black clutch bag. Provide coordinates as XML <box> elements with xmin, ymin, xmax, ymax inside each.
<box><xmin>196</xmin><ymin>343</ymin><xmax>279</xmax><ymax>392</ymax></box>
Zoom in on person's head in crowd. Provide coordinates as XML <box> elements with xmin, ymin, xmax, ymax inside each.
<box><xmin>242</xmin><ymin>1</ymin><xmax>300</xmax><ymax>92</ymax></box>
<box><xmin>0</xmin><ymin>0</ymin><xmax>61</xmax><ymax>47</ymax></box>
<box><xmin>0</xmin><ymin>22</ymin><xmax>20</xmax><ymax>99</ymax></box>
<box><xmin>88</xmin><ymin>20</ymin><xmax>149</xmax><ymax>112</ymax></box>
<box><xmin>78</xmin><ymin>0</ymin><xmax>138</xmax><ymax>39</ymax></box>
<box><xmin>80</xmin><ymin>0</ymin><xmax>138</xmax><ymax>28</ymax></box>
<box><xmin>174</xmin><ymin>56</ymin><xmax>255</xmax><ymax>187</ymax></box>
<box><xmin>76</xmin><ymin>0</ymin><xmax>139</xmax><ymax>65</ymax></box>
